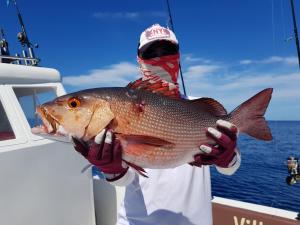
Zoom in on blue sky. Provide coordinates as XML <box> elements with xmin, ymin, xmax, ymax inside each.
<box><xmin>1</xmin><ymin>0</ymin><xmax>300</xmax><ymax>120</ymax></box>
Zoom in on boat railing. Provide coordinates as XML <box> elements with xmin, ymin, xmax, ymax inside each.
<box><xmin>0</xmin><ymin>55</ymin><xmax>39</xmax><ymax>66</ymax></box>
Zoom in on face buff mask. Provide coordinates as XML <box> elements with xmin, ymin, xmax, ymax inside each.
<box><xmin>137</xmin><ymin>53</ymin><xmax>180</xmax><ymax>95</ymax></box>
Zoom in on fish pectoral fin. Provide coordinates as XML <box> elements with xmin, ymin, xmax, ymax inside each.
<box><xmin>117</xmin><ymin>135</ymin><xmax>175</xmax><ymax>175</ymax></box>
<box><xmin>117</xmin><ymin>134</ymin><xmax>175</xmax><ymax>148</ymax></box>
<box><xmin>126</xmin><ymin>76</ymin><xmax>180</xmax><ymax>99</ymax></box>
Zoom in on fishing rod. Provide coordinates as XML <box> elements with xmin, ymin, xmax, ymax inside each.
<box><xmin>9</xmin><ymin>0</ymin><xmax>38</xmax><ymax>64</ymax></box>
<box><xmin>284</xmin><ymin>0</ymin><xmax>300</xmax><ymax>185</ymax></box>
<box><xmin>289</xmin><ymin>0</ymin><xmax>300</xmax><ymax>70</ymax></box>
<box><xmin>166</xmin><ymin>0</ymin><xmax>187</xmax><ymax>96</ymax></box>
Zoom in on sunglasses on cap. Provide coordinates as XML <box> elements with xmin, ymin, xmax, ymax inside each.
<box><xmin>138</xmin><ymin>40</ymin><xmax>179</xmax><ymax>59</ymax></box>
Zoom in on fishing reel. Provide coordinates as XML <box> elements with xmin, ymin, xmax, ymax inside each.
<box><xmin>286</xmin><ymin>156</ymin><xmax>300</xmax><ymax>185</ymax></box>
<box><xmin>17</xmin><ymin>31</ymin><xmax>38</xmax><ymax>48</ymax></box>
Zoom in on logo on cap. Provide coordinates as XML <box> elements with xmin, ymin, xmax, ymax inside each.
<box><xmin>145</xmin><ymin>26</ymin><xmax>171</xmax><ymax>40</ymax></box>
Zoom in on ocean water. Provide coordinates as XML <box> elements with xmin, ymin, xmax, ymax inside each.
<box><xmin>211</xmin><ymin>121</ymin><xmax>300</xmax><ymax>213</ymax></box>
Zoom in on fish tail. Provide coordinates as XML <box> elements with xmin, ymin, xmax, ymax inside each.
<box><xmin>229</xmin><ymin>88</ymin><xmax>273</xmax><ymax>141</ymax></box>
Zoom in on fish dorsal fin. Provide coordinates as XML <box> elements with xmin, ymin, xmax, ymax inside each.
<box><xmin>189</xmin><ymin>97</ymin><xmax>227</xmax><ymax>116</ymax></box>
<box><xmin>127</xmin><ymin>76</ymin><xmax>180</xmax><ymax>99</ymax></box>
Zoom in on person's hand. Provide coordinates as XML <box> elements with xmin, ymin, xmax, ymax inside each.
<box><xmin>190</xmin><ymin>120</ymin><xmax>238</xmax><ymax>168</ymax></box>
<box><xmin>72</xmin><ymin>129</ymin><xmax>128</xmax><ymax>176</ymax></box>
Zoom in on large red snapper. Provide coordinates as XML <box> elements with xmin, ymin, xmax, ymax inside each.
<box><xmin>32</xmin><ymin>79</ymin><xmax>273</xmax><ymax>170</ymax></box>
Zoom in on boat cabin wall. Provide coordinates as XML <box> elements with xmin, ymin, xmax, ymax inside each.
<box><xmin>0</xmin><ymin>82</ymin><xmax>98</xmax><ymax>225</ymax></box>
<box><xmin>0</xmin><ymin>82</ymin><xmax>65</xmax><ymax>145</ymax></box>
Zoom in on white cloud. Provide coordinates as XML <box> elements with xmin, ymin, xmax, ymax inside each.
<box><xmin>262</xmin><ymin>56</ymin><xmax>283</xmax><ymax>64</ymax></box>
<box><xmin>275</xmin><ymin>88</ymin><xmax>300</xmax><ymax>98</ymax></box>
<box><xmin>93</xmin><ymin>12</ymin><xmax>140</xmax><ymax>19</ymax></box>
<box><xmin>282</xmin><ymin>56</ymin><xmax>298</xmax><ymax>65</ymax></box>
<box><xmin>92</xmin><ymin>11</ymin><xmax>166</xmax><ymax>20</ymax></box>
<box><xmin>186</xmin><ymin>66</ymin><xmax>300</xmax><ymax>94</ymax></box>
<box><xmin>185</xmin><ymin>65</ymin><xmax>220</xmax><ymax>78</ymax></box>
<box><xmin>63</xmin><ymin>62</ymin><xmax>139</xmax><ymax>87</ymax></box>
<box><xmin>239</xmin><ymin>59</ymin><xmax>253</xmax><ymax>65</ymax></box>
<box><xmin>239</xmin><ymin>56</ymin><xmax>298</xmax><ymax>66</ymax></box>
<box><xmin>219</xmin><ymin>72</ymin><xmax>300</xmax><ymax>91</ymax></box>
<box><xmin>182</xmin><ymin>54</ymin><xmax>211</xmax><ymax>64</ymax></box>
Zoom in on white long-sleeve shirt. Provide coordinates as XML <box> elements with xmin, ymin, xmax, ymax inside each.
<box><xmin>107</xmin><ymin>152</ymin><xmax>241</xmax><ymax>225</ymax></box>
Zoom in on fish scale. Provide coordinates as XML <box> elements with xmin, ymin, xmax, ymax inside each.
<box><xmin>103</xmin><ymin>88</ymin><xmax>223</xmax><ymax>167</ymax></box>
<box><xmin>109</xmin><ymin>88</ymin><xmax>207</xmax><ymax>141</ymax></box>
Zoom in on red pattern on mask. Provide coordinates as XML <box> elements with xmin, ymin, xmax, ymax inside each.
<box><xmin>137</xmin><ymin>53</ymin><xmax>180</xmax><ymax>84</ymax></box>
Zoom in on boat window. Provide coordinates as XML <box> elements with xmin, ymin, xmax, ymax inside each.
<box><xmin>13</xmin><ymin>87</ymin><xmax>57</xmax><ymax>128</ymax></box>
<box><xmin>0</xmin><ymin>100</ymin><xmax>16</xmax><ymax>141</ymax></box>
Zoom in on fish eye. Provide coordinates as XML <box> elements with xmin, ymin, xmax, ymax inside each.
<box><xmin>67</xmin><ymin>97</ymin><xmax>81</xmax><ymax>109</ymax></box>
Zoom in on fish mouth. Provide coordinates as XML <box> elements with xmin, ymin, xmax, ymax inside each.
<box><xmin>32</xmin><ymin>106</ymin><xmax>62</xmax><ymax>135</ymax></box>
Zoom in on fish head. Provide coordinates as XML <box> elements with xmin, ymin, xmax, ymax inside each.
<box><xmin>35</xmin><ymin>93</ymin><xmax>115</xmax><ymax>141</ymax></box>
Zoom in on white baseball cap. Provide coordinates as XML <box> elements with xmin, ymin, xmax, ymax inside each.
<box><xmin>138</xmin><ymin>24</ymin><xmax>178</xmax><ymax>50</ymax></box>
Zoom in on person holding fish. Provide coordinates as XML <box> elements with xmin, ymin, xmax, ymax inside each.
<box><xmin>32</xmin><ymin>22</ymin><xmax>272</xmax><ymax>224</ymax></box>
<box><xmin>33</xmin><ymin>23</ymin><xmax>272</xmax><ymax>224</ymax></box>
<box><xmin>71</xmin><ymin>24</ymin><xmax>247</xmax><ymax>225</ymax></box>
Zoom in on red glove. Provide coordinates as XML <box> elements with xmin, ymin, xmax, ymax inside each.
<box><xmin>72</xmin><ymin>129</ymin><xmax>128</xmax><ymax>176</ymax></box>
<box><xmin>190</xmin><ymin>120</ymin><xmax>238</xmax><ymax>168</ymax></box>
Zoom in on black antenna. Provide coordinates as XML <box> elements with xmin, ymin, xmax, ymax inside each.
<box><xmin>166</xmin><ymin>0</ymin><xmax>187</xmax><ymax>96</ymax></box>
<box><xmin>11</xmin><ymin>0</ymin><xmax>37</xmax><ymax>61</ymax></box>
<box><xmin>290</xmin><ymin>0</ymin><xmax>300</xmax><ymax>70</ymax></box>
